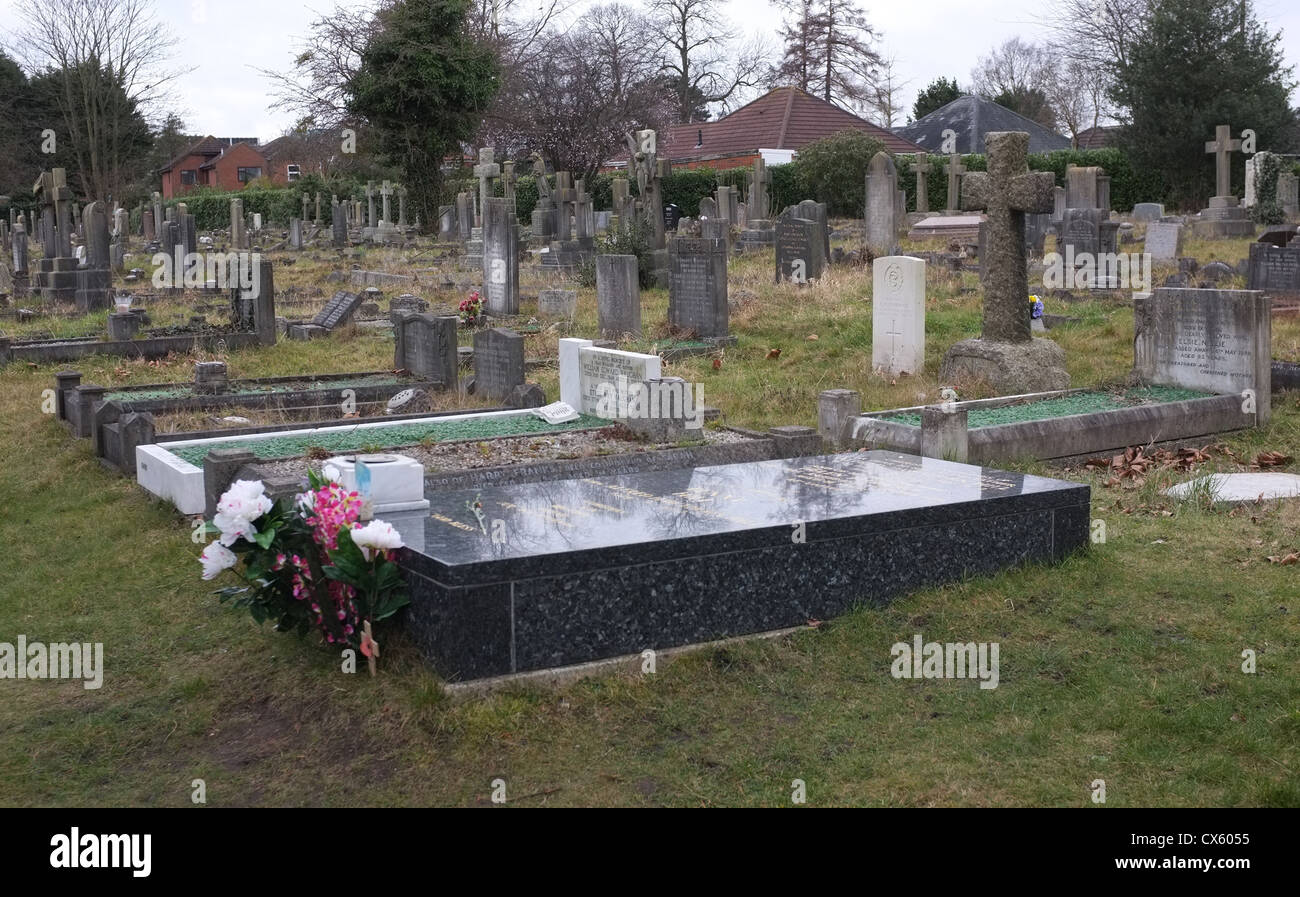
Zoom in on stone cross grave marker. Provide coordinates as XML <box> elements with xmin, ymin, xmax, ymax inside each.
<box><xmin>946</xmin><ymin>154</ymin><xmax>966</xmax><ymax>213</ymax></box>
<box><xmin>913</xmin><ymin>154</ymin><xmax>932</xmax><ymax>214</ymax></box>
<box><xmin>959</xmin><ymin>131</ymin><xmax>1055</xmax><ymax>343</ymax></box>
<box><xmin>474</xmin><ymin>147</ymin><xmax>500</xmax><ymax>228</ymax></box>
<box><xmin>1205</xmin><ymin>124</ymin><xmax>1242</xmax><ymax>199</ymax></box>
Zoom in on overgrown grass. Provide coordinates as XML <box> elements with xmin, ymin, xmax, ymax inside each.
<box><xmin>0</xmin><ymin>231</ymin><xmax>1296</xmax><ymax>807</ymax></box>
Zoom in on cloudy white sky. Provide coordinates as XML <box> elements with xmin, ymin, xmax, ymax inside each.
<box><xmin>0</xmin><ymin>0</ymin><xmax>1297</xmax><ymax>140</ymax></box>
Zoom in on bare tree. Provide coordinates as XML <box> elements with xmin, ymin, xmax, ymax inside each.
<box><xmin>505</xmin><ymin>3</ymin><xmax>671</xmax><ymax>176</ymax></box>
<box><xmin>970</xmin><ymin>37</ymin><xmax>1059</xmax><ymax>129</ymax></box>
<box><xmin>1036</xmin><ymin>0</ymin><xmax>1153</xmax><ymax>128</ymax></box>
<box><xmin>652</xmin><ymin>0</ymin><xmax>769</xmax><ymax>122</ymax></box>
<box><xmin>866</xmin><ymin>52</ymin><xmax>910</xmax><ymax>127</ymax></box>
<box><xmin>13</xmin><ymin>0</ymin><xmax>180</xmax><ymax>200</ymax></box>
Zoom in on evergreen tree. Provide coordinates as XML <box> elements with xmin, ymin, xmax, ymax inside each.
<box><xmin>1111</xmin><ymin>0</ymin><xmax>1297</xmax><ymax>207</ymax></box>
<box><xmin>912</xmin><ymin>77</ymin><xmax>962</xmax><ymax>121</ymax></box>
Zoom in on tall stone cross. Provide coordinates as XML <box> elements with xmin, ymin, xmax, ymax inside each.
<box><xmin>473</xmin><ymin>147</ymin><xmax>500</xmax><ymax>227</ymax></box>
<box><xmin>913</xmin><ymin>154</ymin><xmax>932</xmax><ymax>213</ymax></box>
<box><xmin>1205</xmin><ymin>124</ymin><xmax>1242</xmax><ymax>199</ymax></box>
<box><xmin>959</xmin><ymin>131</ymin><xmax>1055</xmax><ymax>343</ymax></box>
<box><xmin>945</xmin><ymin>154</ymin><xmax>966</xmax><ymax>212</ymax></box>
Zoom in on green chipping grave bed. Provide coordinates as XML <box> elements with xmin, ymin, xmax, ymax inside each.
<box><xmin>168</xmin><ymin>413</ymin><xmax>608</xmax><ymax>465</ymax></box>
<box><xmin>880</xmin><ymin>386</ymin><xmax>1213</xmax><ymax>428</ymax></box>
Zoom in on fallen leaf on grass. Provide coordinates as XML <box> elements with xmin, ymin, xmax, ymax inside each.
<box><xmin>805</xmin><ymin>333</ymin><xmax>818</xmax><ymax>341</ymax></box>
<box><xmin>766</xmin><ymin>348</ymin><xmax>781</xmax><ymax>359</ymax></box>
<box><xmin>1252</xmin><ymin>451</ymin><xmax>1293</xmax><ymax>469</ymax></box>
<box><xmin>1267</xmin><ymin>553</ymin><xmax>1299</xmax><ymax>565</ymax></box>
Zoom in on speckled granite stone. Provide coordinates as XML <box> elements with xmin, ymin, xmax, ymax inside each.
<box><xmin>398</xmin><ymin>451</ymin><xmax>1090</xmax><ymax>680</ymax></box>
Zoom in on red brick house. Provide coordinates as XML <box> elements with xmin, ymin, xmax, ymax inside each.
<box><xmin>159</xmin><ymin>136</ymin><xmax>269</xmax><ymax>198</ymax></box>
<box><xmin>607</xmin><ymin>87</ymin><xmax>924</xmax><ymax>171</ymax></box>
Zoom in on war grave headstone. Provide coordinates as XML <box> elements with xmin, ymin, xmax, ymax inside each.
<box><xmin>1133</xmin><ymin>287</ymin><xmax>1271</xmax><ymax>423</ymax></box>
<box><xmin>866</xmin><ymin>151</ymin><xmax>899</xmax><ymax>256</ymax></box>
<box><xmin>399</xmin><ymin>450</ymin><xmax>1090</xmax><ymax>680</ymax></box>
<box><xmin>775</xmin><ymin>207</ymin><xmax>826</xmax><ymax>284</ymax></box>
<box><xmin>872</xmin><ymin>256</ymin><xmax>926</xmax><ymax>376</ymax></box>
<box><xmin>1196</xmin><ymin>125</ymin><xmax>1255</xmax><ymax>237</ymax></box>
<box><xmin>394</xmin><ymin>313</ymin><xmax>459</xmax><ymax>389</ymax></box>
<box><xmin>472</xmin><ymin>327</ymin><xmax>526</xmax><ymax>401</ymax></box>
<box><xmin>596</xmin><ymin>254</ymin><xmax>641</xmax><ymax>337</ymax></box>
<box><xmin>1145</xmin><ymin>221</ymin><xmax>1185</xmax><ymax>262</ymax></box>
<box><xmin>941</xmin><ymin>131</ymin><xmax>1068</xmax><ymax>393</ymax></box>
<box><xmin>482</xmin><ymin>197</ymin><xmax>520</xmax><ymax>315</ymax></box>
<box><xmin>668</xmin><ymin>237</ymin><xmax>731</xmax><ymax>343</ymax></box>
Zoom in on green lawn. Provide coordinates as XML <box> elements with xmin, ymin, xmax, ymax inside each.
<box><xmin>0</xmin><ymin>236</ymin><xmax>1297</xmax><ymax>807</ymax></box>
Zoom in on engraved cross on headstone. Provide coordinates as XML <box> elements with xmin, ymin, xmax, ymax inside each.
<box><xmin>1205</xmin><ymin>124</ymin><xmax>1242</xmax><ymax>199</ymax></box>
<box><xmin>913</xmin><ymin>154</ymin><xmax>932</xmax><ymax>213</ymax></box>
<box><xmin>946</xmin><ymin>154</ymin><xmax>966</xmax><ymax>212</ymax></box>
<box><xmin>959</xmin><ymin>131</ymin><xmax>1055</xmax><ymax>343</ymax></box>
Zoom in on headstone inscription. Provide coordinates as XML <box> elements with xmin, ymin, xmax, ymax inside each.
<box><xmin>668</xmin><ymin>237</ymin><xmax>729</xmax><ymax>340</ymax></box>
<box><xmin>775</xmin><ymin>207</ymin><xmax>826</xmax><ymax>284</ymax></box>
<box><xmin>312</xmin><ymin>290</ymin><xmax>364</xmax><ymax>329</ymax></box>
<box><xmin>1246</xmin><ymin>242</ymin><xmax>1300</xmax><ymax>295</ymax></box>
<box><xmin>1133</xmin><ymin>287</ymin><xmax>1271</xmax><ymax>423</ymax></box>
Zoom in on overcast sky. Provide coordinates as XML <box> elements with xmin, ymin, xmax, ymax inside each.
<box><xmin>0</xmin><ymin>0</ymin><xmax>1297</xmax><ymax>140</ymax></box>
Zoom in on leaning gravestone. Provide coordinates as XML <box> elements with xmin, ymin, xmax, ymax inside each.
<box><xmin>313</xmin><ymin>290</ymin><xmax>364</xmax><ymax>330</ymax></box>
<box><xmin>940</xmin><ymin>131</ymin><xmax>1067</xmax><ymax>393</ymax></box>
<box><xmin>473</xmin><ymin>327</ymin><xmax>526</xmax><ymax>401</ymax></box>
<box><xmin>1133</xmin><ymin>287</ymin><xmax>1271</xmax><ymax>423</ymax></box>
<box><xmin>596</xmin><ymin>254</ymin><xmax>641</xmax><ymax>337</ymax></box>
<box><xmin>775</xmin><ymin>208</ymin><xmax>825</xmax><ymax>284</ymax></box>
<box><xmin>1145</xmin><ymin>221</ymin><xmax>1184</xmax><ymax>262</ymax></box>
<box><xmin>668</xmin><ymin>237</ymin><xmax>729</xmax><ymax>340</ymax></box>
<box><xmin>872</xmin><ymin>256</ymin><xmax>926</xmax><ymax>376</ymax></box>
<box><xmin>865</xmin><ymin>152</ymin><xmax>899</xmax><ymax>256</ymax></box>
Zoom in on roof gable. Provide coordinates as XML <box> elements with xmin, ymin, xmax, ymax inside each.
<box><xmin>895</xmin><ymin>95</ymin><xmax>1072</xmax><ymax>155</ymax></box>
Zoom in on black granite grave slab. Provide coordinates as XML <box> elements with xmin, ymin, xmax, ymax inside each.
<box><xmin>399</xmin><ymin>451</ymin><xmax>1090</xmax><ymax>680</ymax></box>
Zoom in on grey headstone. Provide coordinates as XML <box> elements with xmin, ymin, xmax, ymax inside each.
<box><xmin>482</xmin><ymin>197</ymin><xmax>519</xmax><ymax>315</ymax></box>
<box><xmin>473</xmin><ymin>327</ymin><xmax>525</xmax><ymax>401</ymax></box>
<box><xmin>596</xmin><ymin>254</ymin><xmax>641</xmax><ymax>337</ymax></box>
<box><xmin>538</xmin><ymin>289</ymin><xmax>578</xmax><ymax>318</ymax></box>
<box><xmin>1145</xmin><ymin>222</ymin><xmax>1184</xmax><ymax>261</ymax></box>
<box><xmin>394</xmin><ymin>313</ymin><xmax>459</xmax><ymax>388</ymax></box>
<box><xmin>668</xmin><ymin>237</ymin><xmax>728</xmax><ymax>339</ymax></box>
<box><xmin>865</xmin><ymin>152</ymin><xmax>899</xmax><ymax>255</ymax></box>
<box><xmin>311</xmin><ymin>290</ymin><xmax>363</xmax><ymax>329</ymax></box>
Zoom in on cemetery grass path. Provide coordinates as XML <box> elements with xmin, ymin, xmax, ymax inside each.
<box><xmin>0</xmin><ymin>241</ymin><xmax>1297</xmax><ymax>806</ymax></box>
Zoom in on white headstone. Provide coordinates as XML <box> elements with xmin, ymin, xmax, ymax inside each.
<box><xmin>576</xmin><ymin>346</ymin><xmax>662</xmax><ymax>418</ymax></box>
<box><xmin>872</xmin><ymin>256</ymin><xmax>926</xmax><ymax>376</ymax></box>
<box><xmin>1144</xmin><ymin>221</ymin><xmax>1184</xmax><ymax>261</ymax></box>
<box><xmin>558</xmin><ymin>337</ymin><xmax>594</xmax><ymax>408</ymax></box>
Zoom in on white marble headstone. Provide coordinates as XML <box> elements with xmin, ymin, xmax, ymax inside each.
<box><xmin>872</xmin><ymin>255</ymin><xmax>926</xmax><ymax>376</ymax></box>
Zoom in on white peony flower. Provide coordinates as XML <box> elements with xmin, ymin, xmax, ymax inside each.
<box><xmin>322</xmin><ymin>464</ymin><xmax>341</xmax><ymax>483</ymax></box>
<box><xmin>199</xmin><ymin>541</ymin><xmax>238</xmax><ymax>580</ymax></box>
<box><xmin>216</xmin><ymin>480</ymin><xmax>272</xmax><ymax>523</ymax></box>
<box><xmin>351</xmin><ymin>519</ymin><xmax>404</xmax><ymax>559</ymax></box>
<box><xmin>213</xmin><ymin>511</ymin><xmax>258</xmax><ymax>546</ymax></box>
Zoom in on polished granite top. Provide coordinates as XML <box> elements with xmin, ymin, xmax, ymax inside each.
<box><xmin>406</xmin><ymin>451</ymin><xmax>1088</xmax><ymax>574</ymax></box>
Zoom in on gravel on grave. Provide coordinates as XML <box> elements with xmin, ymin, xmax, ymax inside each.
<box><xmin>882</xmin><ymin>386</ymin><xmax>1213</xmax><ymax>428</ymax></box>
<box><xmin>253</xmin><ymin>425</ymin><xmax>754</xmax><ymax>481</ymax></box>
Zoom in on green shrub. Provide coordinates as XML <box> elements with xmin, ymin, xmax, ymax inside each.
<box><xmin>794</xmin><ymin>129</ymin><xmax>887</xmax><ymax>217</ymax></box>
<box><xmin>576</xmin><ymin>218</ymin><xmax>655</xmax><ymax>289</ymax></box>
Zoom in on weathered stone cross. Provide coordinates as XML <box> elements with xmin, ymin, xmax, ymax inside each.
<box><xmin>1204</xmin><ymin>124</ymin><xmax>1242</xmax><ymax>199</ymax></box>
<box><xmin>945</xmin><ymin>154</ymin><xmax>966</xmax><ymax>212</ymax></box>
<box><xmin>913</xmin><ymin>154</ymin><xmax>932</xmax><ymax>213</ymax></box>
<box><xmin>959</xmin><ymin>131</ymin><xmax>1055</xmax><ymax>343</ymax></box>
<box><xmin>473</xmin><ymin>147</ymin><xmax>500</xmax><ymax>226</ymax></box>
